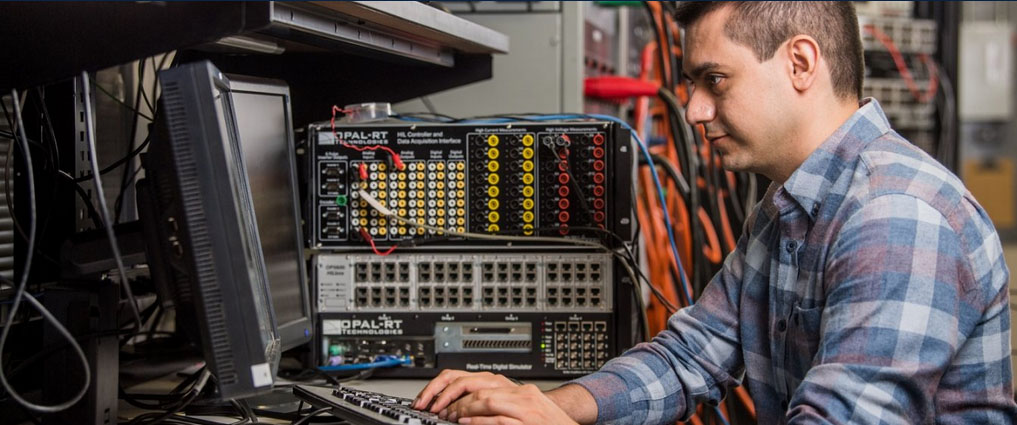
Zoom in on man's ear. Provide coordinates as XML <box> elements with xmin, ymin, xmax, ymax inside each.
<box><xmin>787</xmin><ymin>35</ymin><xmax>820</xmax><ymax>93</ymax></box>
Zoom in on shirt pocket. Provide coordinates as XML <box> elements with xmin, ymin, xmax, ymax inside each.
<box><xmin>787</xmin><ymin>304</ymin><xmax>824</xmax><ymax>375</ymax></box>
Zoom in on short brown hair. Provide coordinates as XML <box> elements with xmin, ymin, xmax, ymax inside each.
<box><xmin>675</xmin><ymin>1</ymin><xmax>863</xmax><ymax>100</ymax></box>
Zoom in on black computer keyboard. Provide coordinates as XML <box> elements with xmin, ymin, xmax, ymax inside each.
<box><xmin>293</xmin><ymin>384</ymin><xmax>456</xmax><ymax>425</ymax></box>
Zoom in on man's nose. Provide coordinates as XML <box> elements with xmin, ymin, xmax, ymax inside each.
<box><xmin>685</xmin><ymin>89</ymin><xmax>716</xmax><ymax>126</ymax></box>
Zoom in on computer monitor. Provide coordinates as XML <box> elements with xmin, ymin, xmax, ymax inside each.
<box><xmin>227</xmin><ymin>75</ymin><xmax>313</xmax><ymax>351</ymax></box>
<box><xmin>137</xmin><ymin>60</ymin><xmax>280</xmax><ymax>400</ymax></box>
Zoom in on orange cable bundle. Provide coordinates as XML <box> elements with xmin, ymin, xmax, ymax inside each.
<box><xmin>633</xmin><ymin>3</ymin><xmax>754</xmax><ymax>423</ymax></box>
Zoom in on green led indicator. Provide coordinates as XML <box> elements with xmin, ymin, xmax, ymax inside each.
<box><xmin>336</xmin><ymin>194</ymin><xmax>348</xmax><ymax>206</ymax></box>
<box><xmin>540</xmin><ymin>343</ymin><xmax>546</xmax><ymax>350</ymax></box>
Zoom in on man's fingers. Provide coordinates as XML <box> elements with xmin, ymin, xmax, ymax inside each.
<box><xmin>445</xmin><ymin>388</ymin><xmax>528</xmax><ymax>421</ymax></box>
<box><xmin>429</xmin><ymin>374</ymin><xmax>514</xmax><ymax>413</ymax></box>
<box><xmin>413</xmin><ymin>369</ymin><xmax>473</xmax><ymax>410</ymax></box>
<box><xmin>440</xmin><ymin>385</ymin><xmax>579</xmax><ymax>425</ymax></box>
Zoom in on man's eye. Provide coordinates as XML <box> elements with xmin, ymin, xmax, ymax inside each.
<box><xmin>707</xmin><ymin>75</ymin><xmax>724</xmax><ymax>86</ymax></box>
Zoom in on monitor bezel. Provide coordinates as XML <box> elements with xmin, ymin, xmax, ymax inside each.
<box><xmin>227</xmin><ymin>74</ymin><xmax>313</xmax><ymax>351</ymax></box>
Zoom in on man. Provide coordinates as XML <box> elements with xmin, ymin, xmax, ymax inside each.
<box><xmin>412</xmin><ymin>2</ymin><xmax>1017</xmax><ymax>423</ymax></box>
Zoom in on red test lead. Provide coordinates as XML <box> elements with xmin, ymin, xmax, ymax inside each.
<box><xmin>331</xmin><ymin>105</ymin><xmax>405</xmax><ymax>170</ymax></box>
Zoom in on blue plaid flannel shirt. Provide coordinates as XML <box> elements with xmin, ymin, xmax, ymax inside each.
<box><xmin>571</xmin><ymin>99</ymin><xmax>1017</xmax><ymax>424</ymax></box>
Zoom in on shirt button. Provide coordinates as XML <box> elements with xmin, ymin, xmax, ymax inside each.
<box><xmin>786</xmin><ymin>241</ymin><xmax>797</xmax><ymax>253</ymax></box>
<box><xmin>777</xmin><ymin>319</ymin><xmax>787</xmax><ymax>332</ymax></box>
<box><xmin>812</xmin><ymin>204</ymin><xmax>820</xmax><ymax>216</ymax></box>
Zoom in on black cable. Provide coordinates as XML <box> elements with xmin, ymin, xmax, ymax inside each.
<box><xmin>627</xmin><ymin>200</ymin><xmax>654</xmax><ymax>339</ymax></box>
<box><xmin>254</xmin><ymin>408</ymin><xmax>338</xmax><ymax>424</ymax></box>
<box><xmin>656</xmin><ymin>87</ymin><xmax>707</xmax><ymax>295</ymax></box>
<box><xmin>126</xmin><ymin>390</ymin><xmax>201</xmax><ymax>425</ymax></box>
<box><xmin>3</xmin><ymin>325</ymin><xmax>135</xmax><ymax>383</ymax></box>
<box><xmin>114</xmin><ymin>54</ymin><xmax>171</xmax><ymax>225</ymax></box>
<box><xmin>72</xmin><ymin>135</ymin><xmax>151</xmax><ymax>183</ymax></box>
<box><xmin>699</xmin><ymin>135</ymin><xmax>725</xmax><ymax>294</ymax></box>
<box><xmin>292</xmin><ymin>407</ymin><xmax>332</xmax><ymax>425</ymax></box>
<box><xmin>641</xmin><ymin>155</ymin><xmax>698</xmax><ymax>309</ymax></box>
<box><xmin>628</xmin><ymin>265</ymin><xmax>650</xmax><ymax>343</ymax></box>
<box><xmin>276</xmin><ymin>366</ymin><xmax>344</xmax><ymax>387</ymax></box>
<box><xmin>24</xmin><ymin>89</ymin><xmax>61</xmax><ymax>295</ymax></box>
<box><xmin>711</xmin><ymin>146</ymin><xmax>746</xmax><ymax>247</ymax></box>
<box><xmin>383</xmin><ymin>112</ymin><xmax>679</xmax><ymax>312</ymax></box>
<box><xmin>336</xmin><ymin>367</ymin><xmax>375</xmax><ymax>383</ymax></box>
<box><xmin>0</xmin><ymin>129</ymin><xmax>63</xmax><ymax>267</ymax></box>
<box><xmin>113</xmin><ymin>162</ymin><xmax>143</xmax><ymax>224</ymax></box>
<box><xmin>148</xmin><ymin>416</ymin><xmax>225</xmax><ymax>425</ymax></box>
<box><xmin>643</xmin><ymin>1</ymin><xmax>673</xmax><ymax>90</ymax></box>
<box><xmin>177</xmin><ymin>405</ymin><xmax>317</xmax><ymax>423</ymax></box>
<box><xmin>113</xmin><ymin>58</ymin><xmax>148</xmax><ymax>224</ymax></box>
<box><xmin>690</xmin><ymin>133</ymin><xmax>721</xmax><ymax>296</ymax></box>
<box><xmin>663</xmin><ymin>2</ymin><xmax>682</xmax><ymax>92</ymax></box>
<box><xmin>138</xmin><ymin>58</ymin><xmax>154</xmax><ymax>115</ymax></box>
<box><xmin>126</xmin><ymin>371</ymin><xmax>209</xmax><ymax>425</ymax></box>
<box><xmin>229</xmin><ymin>399</ymin><xmax>257</xmax><ymax>424</ymax></box>
<box><xmin>33</xmin><ymin>87</ymin><xmax>65</xmax><ymax>235</ymax></box>
<box><xmin>707</xmin><ymin>143</ymin><xmax>724</xmax><ymax>242</ymax></box>
<box><xmin>660</xmin><ymin>0</ymin><xmax>677</xmax><ymax>14</ymax></box>
<box><xmin>120</xmin><ymin>360</ymin><xmax>205</xmax><ymax>413</ymax></box>
<box><xmin>723</xmin><ymin>166</ymin><xmax>746</xmax><ymax>228</ymax></box>
<box><xmin>542</xmin><ymin>135</ymin><xmax>594</xmax><ymax>223</ymax></box>
<box><xmin>0</xmin><ymin>91</ymin><xmax>13</xmax><ymax>131</ymax></box>
<box><xmin>27</xmin><ymin>92</ymin><xmax>59</xmax><ymax>232</ymax></box>
<box><xmin>646</xmin><ymin>153</ymin><xmax>690</xmax><ymax>197</ymax></box>
<box><xmin>662</xmin><ymin>6</ymin><xmax>680</xmax><ymax>93</ymax></box>
<box><xmin>553</xmin><ymin>224</ymin><xmax>677</xmax><ymax>315</ymax></box>
<box><xmin>145</xmin><ymin>304</ymin><xmax>165</xmax><ymax>343</ymax></box>
<box><xmin>368</xmin><ymin>214</ymin><xmax>671</xmax><ymax>313</ymax></box>
<box><xmin>81</xmin><ymin>71</ymin><xmax>144</xmax><ymax>332</ymax></box>
<box><xmin>385</xmin><ymin>216</ymin><xmax>630</xmax><ymax>249</ymax></box>
<box><xmin>316</xmin><ymin>368</ymin><xmax>342</xmax><ymax>386</ymax></box>
<box><xmin>0</xmin><ymin>130</ymin><xmax>49</xmax><ymax>155</ymax></box>
<box><xmin>1</xmin><ymin>97</ymin><xmax>30</xmax><ymax>243</ymax></box>
<box><xmin>122</xmin><ymin>366</ymin><xmax>207</xmax><ymax>407</ymax></box>
<box><xmin>667</xmin><ymin>265</ymin><xmax>691</xmax><ymax>309</ymax></box>
<box><xmin>120</xmin><ymin>300</ymin><xmax>162</xmax><ymax>347</ymax></box>
<box><xmin>0</xmin><ymin>89</ymin><xmax>92</xmax><ymax>413</ymax></box>
<box><xmin>56</xmin><ymin>170</ymin><xmax>104</xmax><ymax>228</ymax></box>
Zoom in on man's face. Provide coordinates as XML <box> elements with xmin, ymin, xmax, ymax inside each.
<box><xmin>682</xmin><ymin>6</ymin><xmax>793</xmax><ymax>176</ymax></box>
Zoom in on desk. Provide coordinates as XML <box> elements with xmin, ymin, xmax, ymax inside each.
<box><xmin>122</xmin><ymin>375</ymin><xmax>567</xmax><ymax>424</ymax></box>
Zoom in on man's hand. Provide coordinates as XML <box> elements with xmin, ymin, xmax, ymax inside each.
<box><xmin>412</xmin><ymin>370</ymin><xmax>520</xmax><ymax>414</ymax></box>
<box><xmin>442</xmin><ymin>383</ymin><xmax>579</xmax><ymax>425</ymax></box>
<box><xmin>412</xmin><ymin>370</ymin><xmax>597</xmax><ymax>424</ymax></box>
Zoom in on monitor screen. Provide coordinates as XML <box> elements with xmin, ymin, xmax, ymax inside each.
<box><xmin>138</xmin><ymin>61</ymin><xmax>281</xmax><ymax>400</ymax></box>
<box><xmin>228</xmin><ymin>75</ymin><xmax>312</xmax><ymax>351</ymax></box>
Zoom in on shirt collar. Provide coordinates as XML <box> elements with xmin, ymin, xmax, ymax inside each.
<box><xmin>775</xmin><ymin>97</ymin><xmax>892</xmax><ymax>220</ymax></box>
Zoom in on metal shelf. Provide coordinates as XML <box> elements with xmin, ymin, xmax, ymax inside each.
<box><xmin>0</xmin><ymin>1</ymin><xmax>509</xmax><ymax>107</ymax></box>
